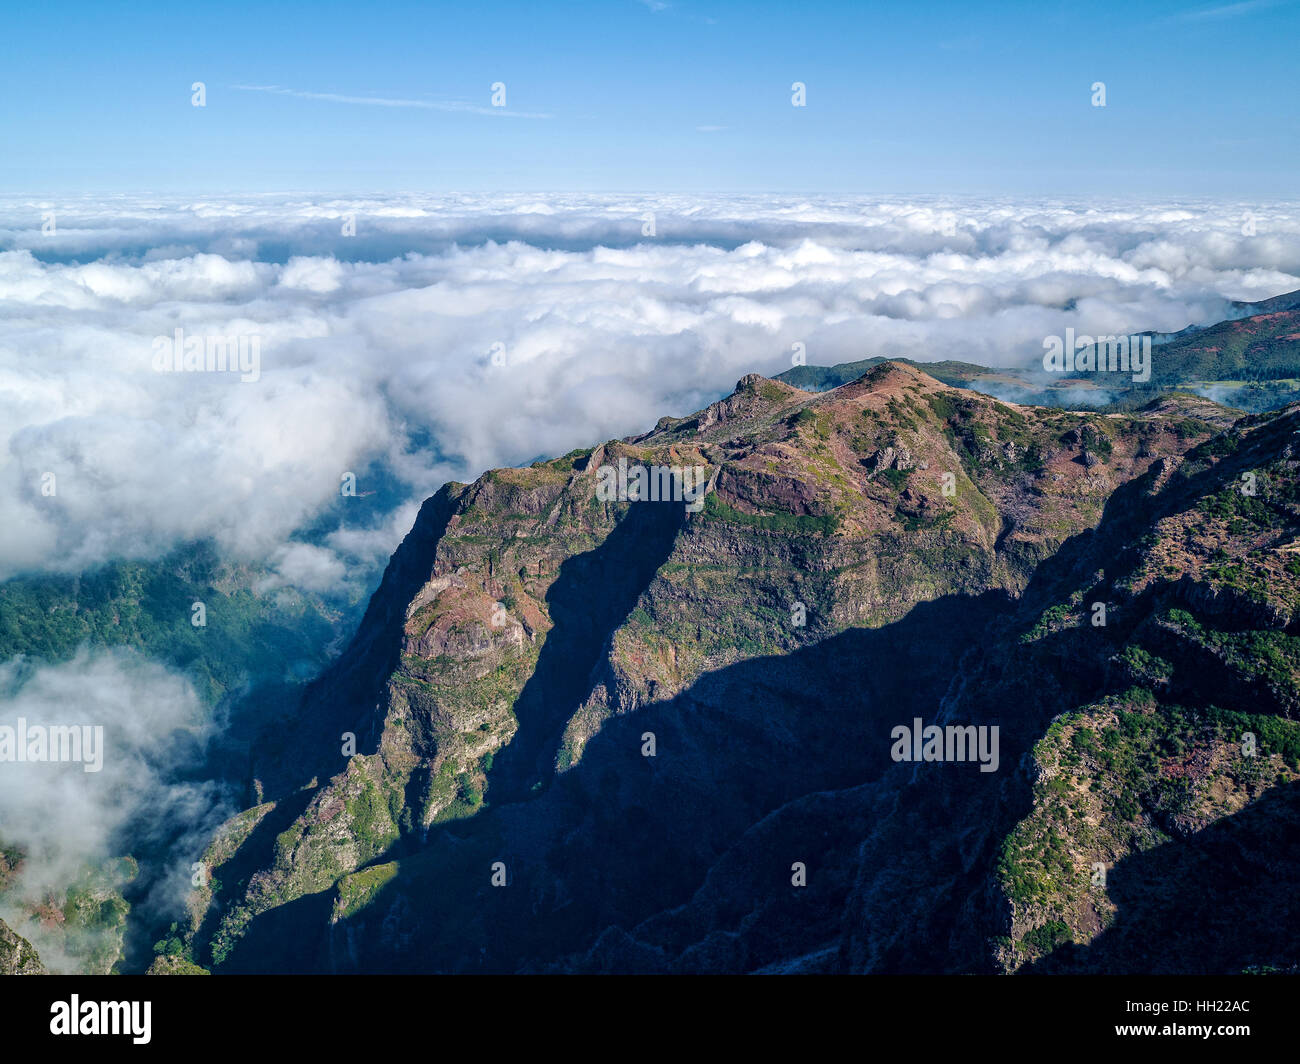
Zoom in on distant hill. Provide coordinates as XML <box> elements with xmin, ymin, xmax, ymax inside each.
<box><xmin>1231</xmin><ymin>287</ymin><xmax>1300</xmax><ymax>315</ymax></box>
<box><xmin>1149</xmin><ymin>307</ymin><xmax>1300</xmax><ymax>385</ymax></box>
<box><xmin>778</xmin><ymin>289</ymin><xmax>1300</xmax><ymax>414</ymax></box>
<box><xmin>778</xmin><ymin>357</ymin><xmax>998</xmax><ymax>393</ymax></box>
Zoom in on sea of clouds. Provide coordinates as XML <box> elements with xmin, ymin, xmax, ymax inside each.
<box><xmin>3</xmin><ymin>193</ymin><xmax>1300</xmax><ymax>590</ymax></box>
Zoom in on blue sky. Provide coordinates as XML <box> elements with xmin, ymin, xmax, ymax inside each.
<box><xmin>2</xmin><ymin>0</ymin><xmax>1298</xmax><ymax>196</ymax></box>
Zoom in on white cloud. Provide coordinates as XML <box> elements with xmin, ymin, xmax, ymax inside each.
<box><xmin>232</xmin><ymin>84</ymin><xmax>553</xmax><ymax>119</ymax></box>
<box><xmin>0</xmin><ymin>649</ymin><xmax>228</xmax><ymax>972</ymax></box>
<box><xmin>1174</xmin><ymin>0</ymin><xmax>1285</xmax><ymax>22</ymax></box>
<box><xmin>277</xmin><ymin>255</ymin><xmax>346</xmax><ymax>293</ymax></box>
<box><xmin>1</xmin><ymin>193</ymin><xmax>1298</xmax><ymax>589</ymax></box>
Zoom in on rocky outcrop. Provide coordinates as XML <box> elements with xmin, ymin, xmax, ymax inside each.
<box><xmin>0</xmin><ymin>919</ymin><xmax>45</xmax><ymax>975</ymax></box>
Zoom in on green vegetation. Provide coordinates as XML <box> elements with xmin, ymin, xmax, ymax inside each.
<box><xmin>345</xmin><ymin>775</ymin><xmax>400</xmax><ymax>856</ymax></box>
<box><xmin>926</xmin><ymin>393</ymin><xmax>957</xmax><ymax>422</ymax></box>
<box><xmin>1118</xmin><ymin>644</ymin><xmax>1174</xmax><ymax>684</ymax></box>
<box><xmin>900</xmin><ymin>509</ymin><xmax>954</xmax><ymax>533</ymax></box>
<box><xmin>152</xmin><ymin>922</ymin><xmax>193</xmax><ymax>961</ymax></box>
<box><xmin>1080</xmin><ymin>422</ymin><xmax>1113</xmax><ymax>462</ymax></box>
<box><xmin>0</xmin><ymin>541</ymin><xmax>338</xmax><ymax>704</ymax></box>
<box><xmin>701</xmin><ymin>492</ymin><xmax>838</xmax><ymax>535</ymax></box>
<box><xmin>1021</xmin><ymin>920</ymin><xmax>1073</xmax><ymax>955</ymax></box>
<box><xmin>336</xmin><ymin>862</ymin><xmax>399</xmax><ymax>919</ymax></box>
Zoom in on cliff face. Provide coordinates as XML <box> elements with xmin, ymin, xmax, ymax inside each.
<box><xmin>0</xmin><ymin>919</ymin><xmax>44</xmax><ymax>976</ymax></box>
<box><xmin>840</xmin><ymin>400</ymin><xmax>1300</xmax><ymax>975</ymax></box>
<box><xmin>182</xmin><ymin>362</ymin><xmax>1300</xmax><ymax>974</ymax></box>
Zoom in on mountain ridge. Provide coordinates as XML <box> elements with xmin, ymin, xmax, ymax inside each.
<box><xmin>778</xmin><ymin>289</ymin><xmax>1300</xmax><ymax>415</ymax></box>
<box><xmin>173</xmin><ymin>352</ymin><xmax>1300</xmax><ymax>973</ymax></box>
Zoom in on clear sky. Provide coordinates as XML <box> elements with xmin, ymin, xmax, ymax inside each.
<box><xmin>2</xmin><ymin>0</ymin><xmax>1298</xmax><ymax>196</ymax></box>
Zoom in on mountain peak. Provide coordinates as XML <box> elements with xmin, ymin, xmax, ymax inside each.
<box><xmin>838</xmin><ymin>359</ymin><xmax>950</xmax><ymax>398</ymax></box>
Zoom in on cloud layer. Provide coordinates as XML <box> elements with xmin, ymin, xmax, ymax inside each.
<box><xmin>0</xmin><ymin>649</ymin><xmax>227</xmax><ymax>972</ymax></box>
<box><xmin>2</xmin><ymin>193</ymin><xmax>1300</xmax><ymax>586</ymax></box>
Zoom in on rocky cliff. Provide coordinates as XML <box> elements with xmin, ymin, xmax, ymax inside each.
<box><xmin>0</xmin><ymin>919</ymin><xmax>44</xmax><ymax>976</ymax></box>
<box><xmin>174</xmin><ymin>362</ymin><xmax>1300</xmax><ymax>974</ymax></box>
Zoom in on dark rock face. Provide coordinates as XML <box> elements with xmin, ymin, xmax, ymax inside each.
<box><xmin>189</xmin><ymin>365</ymin><xmax>1300</xmax><ymax>975</ymax></box>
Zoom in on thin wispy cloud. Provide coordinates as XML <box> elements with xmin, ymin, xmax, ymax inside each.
<box><xmin>1175</xmin><ymin>0</ymin><xmax>1286</xmax><ymax>21</ymax></box>
<box><xmin>634</xmin><ymin>0</ymin><xmax>717</xmax><ymax>23</ymax></box>
<box><xmin>232</xmin><ymin>84</ymin><xmax>552</xmax><ymax>119</ymax></box>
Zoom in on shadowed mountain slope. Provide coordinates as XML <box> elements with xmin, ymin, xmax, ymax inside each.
<box><xmin>170</xmin><ymin>361</ymin><xmax>1299</xmax><ymax>974</ymax></box>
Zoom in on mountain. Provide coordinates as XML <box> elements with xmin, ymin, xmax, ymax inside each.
<box><xmin>1228</xmin><ymin>288</ymin><xmax>1300</xmax><ymax>317</ymax></box>
<box><xmin>779</xmin><ymin>290</ymin><xmax>1300</xmax><ymax>415</ymax></box>
<box><xmin>1146</xmin><ymin>306</ymin><xmax>1300</xmax><ymax>386</ymax></box>
<box><xmin>779</xmin><ymin>356</ymin><xmax>1028</xmax><ymax>395</ymax></box>
<box><xmin>174</xmin><ymin>360</ymin><xmax>1300</xmax><ymax>974</ymax></box>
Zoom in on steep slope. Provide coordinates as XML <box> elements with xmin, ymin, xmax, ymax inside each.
<box><xmin>0</xmin><ymin>918</ymin><xmax>44</xmax><ymax>975</ymax></box>
<box><xmin>0</xmin><ymin>543</ymin><xmax>356</xmax><ymax>975</ymax></box>
<box><xmin>567</xmin><ymin>395</ymin><xmax>1300</xmax><ymax>975</ymax></box>
<box><xmin>837</xmin><ymin>399</ymin><xmax>1300</xmax><ymax>974</ymax></box>
<box><xmin>177</xmin><ymin>361</ymin><xmax>1286</xmax><ymax>974</ymax></box>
